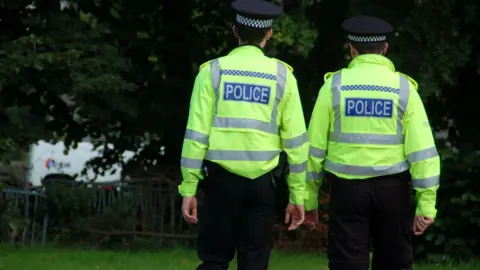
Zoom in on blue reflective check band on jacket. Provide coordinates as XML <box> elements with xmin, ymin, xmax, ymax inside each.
<box><xmin>220</xmin><ymin>69</ymin><xmax>277</xmax><ymax>80</ymax></box>
<box><xmin>207</xmin><ymin>59</ymin><xmax>287</xmax><ymax>161</ymax></box>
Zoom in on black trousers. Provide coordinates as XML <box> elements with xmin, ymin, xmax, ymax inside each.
<box><xmin>196</xmin><ymin>161</ymin><xmax>275</xmax><ymax>270</ymax></box>
<box><xmin>327</xmin><ymin>172</ymin><xmax>414</xmax><ymax>270</ymax></box>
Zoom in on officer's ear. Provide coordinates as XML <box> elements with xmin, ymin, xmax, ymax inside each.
<box><xmin>232</xmin><ymin>25</ymin><xmax>239</xmax><ymax>39</ymax></box>
<box><xmin>382</xmin><ymin>42</ymin><xmax>389</xmax><ymax>55</ymax></box>
<box><xmin>265</xmin><ymin>28</ymin><xmax>273</xmax><ymax>41</ymax></box>
<box><xmin>348</xmin><ymin>43</ymin><xmax>358</xmax><ymax>58</ymax></box>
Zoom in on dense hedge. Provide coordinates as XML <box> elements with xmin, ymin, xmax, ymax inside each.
<box><xmin>414</xmin><ymin>154</ymin><xmax>480</xmax><ymax>261</ymax></box>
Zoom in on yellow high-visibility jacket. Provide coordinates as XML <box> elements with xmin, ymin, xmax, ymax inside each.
<box><xmin>306</xmin><ymin>54</ymin><xmax>440</xmax><ymax>218</ymax></box>
<box><xmin>179</xmin><ymin>45</ymin><xmax>309</xmax><ymax>205</ymax></box>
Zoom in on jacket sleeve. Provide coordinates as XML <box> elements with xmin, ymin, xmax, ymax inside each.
<box><xmin>178</xmin><ymin>63</ymin><xmax>214</xmax><ymax>197</ymax></box>
<box><xmin>279</xmin><ymin>71</ymin><xmax>309</xmax><ymax>205</ymax></box>
<box><xmin>403</xmin><ymin>81</ymin><xmax>440</xmax><ymax>218</ymax></box>
<box><xmin>304</xmin><ymin>78</ymin><xmax>332</xmax><ymax>211</ymax></box>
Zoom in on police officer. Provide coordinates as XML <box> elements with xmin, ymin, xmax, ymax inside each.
<box><xmin>304</xmin><ymin>16</ymin><xmax>441</xmax><ymax>270</ymax></box>
<box><xmin>179</xmin><ymin>0</ymin><xmax>309</xmax><ymax>269</ymax></box>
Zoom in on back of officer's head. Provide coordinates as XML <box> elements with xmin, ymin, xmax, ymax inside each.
<box><xmin>230</xmin><ymin>0</ymin><xmax>281</xmax><ymax>47</ymax></box>
<box><xmin>233</xmin><ymin>24</ymin><xmax>272</xmax><ymax>46</ymax></box>
<box><xmin>349</xmin><ymin>42</ymin><xmax>388</xmax><ymax>58</ymax></box>
<box><xmin>341</xmin><ymin>15</ymin><xmax>392</xmax><ymax>58</ymax></box>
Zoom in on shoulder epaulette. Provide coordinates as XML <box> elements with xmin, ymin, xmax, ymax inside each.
<box><xmin>398</xmin><ymin>72</ymin><xmax>418</xmax><ymax>90</ymax></box>
<box><xmin>323</xmin><ymin>70</ymin><xmax>342</xmax><ymax>82</ymax></box>
<box><xmin>271</xmin><ymin>58</ymin><xmax>294</xmax><ymax>72</ymax></box>
<box><xmin>199</xmin><ymin>59</ymin><xmax>215</xmax><ymax>71</ymax></box>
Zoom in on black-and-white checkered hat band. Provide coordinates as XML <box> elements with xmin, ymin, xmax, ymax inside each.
<box><xmin>236</xmin><ymin>14</ymin><xmax>274</xmax><ymax>28</ymax></box>
<box><xmin>348</xmin><ymin>34</ymin><xmax>386</xmax><ymax>43</ymax></box>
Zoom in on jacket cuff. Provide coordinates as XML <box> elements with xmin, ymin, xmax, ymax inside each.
<box><xmin>304</xmin><ymin>194</ymin><xmax>319</xmax><ymax>211</ymax></box>
<box><xmin>178</xmin><ymin>182</ymin><xmax>198</xmax><ymax>197</ymax></box>
<box><xmin>415</xmin><ymin>206</ymin><xmax>437</xmax><ymax>219</ymax></box>
<box><xmin>289</xmin><ymin>190</ymin><xmax>304</xmax><ymax>205</ymax></box>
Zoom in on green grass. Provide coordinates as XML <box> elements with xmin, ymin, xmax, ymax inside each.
<box><xmin>0</xmin><ymin>246</ymin><xmax>476</xmax><ymax>270</ymax></box>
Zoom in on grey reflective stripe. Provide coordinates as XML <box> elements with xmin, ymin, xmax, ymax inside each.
<box><xmin>283</xmin><ymin>132</ymin><xmax>308</xmax><ymax>148</ymax></box>
<box><xmin>289</xmin><ymin>161</ymin><xmax>306</xmax><ymax>173</ymax></box>
<box><xmin>330</xmin><ymin>72</ymin><xmax>410</xmax><ymax>145</ymax></box>
<box><xmin>330</xmin><ymin>132</ymin><xmax>403</xmax><ymax>145</ymax></box>
<box><xmin>271</xmin><ymin>62</ymin><xmax>287</xmax><ymax>134</ymax></box>
<box><xmin>330</xmin><ymin>72</ymin><xmax>343</xmax><ymax>141</ymax></box>
<box><xmin>307</xmin><ymin>171</ymin><xmax>322</xmax><ymax>181</ymax></box>
<box><xmin>397</xmin><ymin>75</ymin><xmax>410</xmax><ymax>137</ymax></box>
<box><xmin>181</xmin><ymin>157</ymin><xmax>203</xmax><ymax>169</ymax></box>
<box><xmin>206</xmin><ymin>150</ymin><xmax>281</xmax><ymax>161</ymax></box>
<box><xmin>412</xmin><ymin>175</ymin><xmax>440</xmax><ymax>188</ymax></box>
<box><xmin>210</xmin><ymin>59</ymin><xmax>221</xmax><ymax>114</ymax></box>
<box><xmin>309</xmin><ymin>146</ymin><xmax>326</xmax><ymax>158</ymax></box>
<box><xmin>184</xmin><ymin>129</ymin><xmax>209</xmax><ymax>145</ymax></box>
<box><xmin>209</xmin><ymin>60</ymin><xmax>287</xmax><ymax>134</ymax></box>
<box><xmin>407</xmin><ymin>147</ymin><xmax>439</xmax><ymax>163</ymax></box>
<box><xmin>325</xmin><ymin>159</ymin><xmax>410</xmax><ymax>176</ymax></box>
<box><xmin>213</xmin><ymin>117</ymin><xmax>275</xmax><ymax>134</ymax></box>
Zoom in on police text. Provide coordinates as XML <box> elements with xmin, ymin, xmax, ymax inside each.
<box><xmin>345</xmin><ymin>98</ymin><xmax>393</xmax><ymax>118</ymax></box>
<box><xmin>223</xmin><ymin>82</ymin><xmax>270</xmax><ymax>105</ymax></box>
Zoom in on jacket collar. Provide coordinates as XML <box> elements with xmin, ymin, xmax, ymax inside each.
<box><xmin>228</xmin><ymin>44</ymin><xmax>265</xmax><ymax>56</ymax></box>
<box><xmin>348</xmin><ymin>54</ymin><xmax>396</xmax><ymax>72</ymax></box>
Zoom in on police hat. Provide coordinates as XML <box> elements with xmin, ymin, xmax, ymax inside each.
<box><xmin>231</xmin><ymin>0</ymin><xmax>283</xmax><ymax>29</ymax></box>
<box><xmin>342</xmin><ymin>15</ymin><xmax>393</xmax><ymax>43</ymax></box>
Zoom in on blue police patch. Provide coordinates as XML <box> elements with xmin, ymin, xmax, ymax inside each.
<box><xmin>223</xmin><ymin>82</ymin><xmax>270</xmax><ymax>105</ymax></box>
<box><xmin>345</xmin><ymin>98</ymin><xmax>393</xmax><ymax>118</ymax></box>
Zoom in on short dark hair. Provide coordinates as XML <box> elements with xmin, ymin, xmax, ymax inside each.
<box><xmin>351</xmin><ymin>42</ymin><xmax>385</xmax><ymax>55</ymax></box>
<box><xmin>235</xmin><ymin>24</ymin><xmax>270</xmax><ymax>44</ymax></box>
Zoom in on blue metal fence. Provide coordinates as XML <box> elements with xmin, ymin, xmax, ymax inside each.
<box><xmin>0</xmin><ymin>181</ymin><xmax>195</xmax><ymax>246</ymax></box>
<box><xmin>0</xmin><ymin>187</ymin><xmax>48</xmax><ymax>245</ymax></box>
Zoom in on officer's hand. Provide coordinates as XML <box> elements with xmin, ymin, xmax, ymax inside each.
<box><xmin>304</xmin><ymin>209</ymin><xmax>320</xmax><ymax>230</ymax></box>
<box><xmin>413</xmin><ymin>216</ymin><xmax>434</xmax><ymax>235</ymax></box>
<box><xmin>284</xmin><ymin>203</ymin><xmax>305</xmax><ymax>231</ymax></box>
<box><xmin>182</xmin><ymin>196</ymin><xmax>198</xmax><ymax>224</ymax></box>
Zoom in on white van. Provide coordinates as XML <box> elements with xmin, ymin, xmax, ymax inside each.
<box><xmin>26</xmin><ymin>138</ymin><xmax>135</xmax><ymax>187</ymax></box>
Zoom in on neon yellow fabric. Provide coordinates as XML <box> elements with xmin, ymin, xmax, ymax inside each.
<box><xmin>180</xmin><ymin>46</ymin><xmax>308</xmax><ymax>204</ymax></box>
<box><xmin>271</xmin><ymin>58</ymin><xmax>294</xmax><ymax>72</ymax></box>
<box><xmin>179</xmin><ymin>63</ymin><xmax>214</xmax><ymax>197</ymax></box>
<box><xmin>403</xmin><ymin>79</ymin><xmax>440</xmax><ymax>218</ymax></box>
<box><xmin>304</xmin><ymin>72</ymin><xmax>335</xmax><ymax>211</ymax></box>
<box><xmin>306</xmin><ymin>54</ymin><xmax>440</xmax><ymax>217</ymax></box>
<box><xmin>279</xmin><ymin>72</ymin><xmax>309</xmax><ymax>204</ymax></box>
